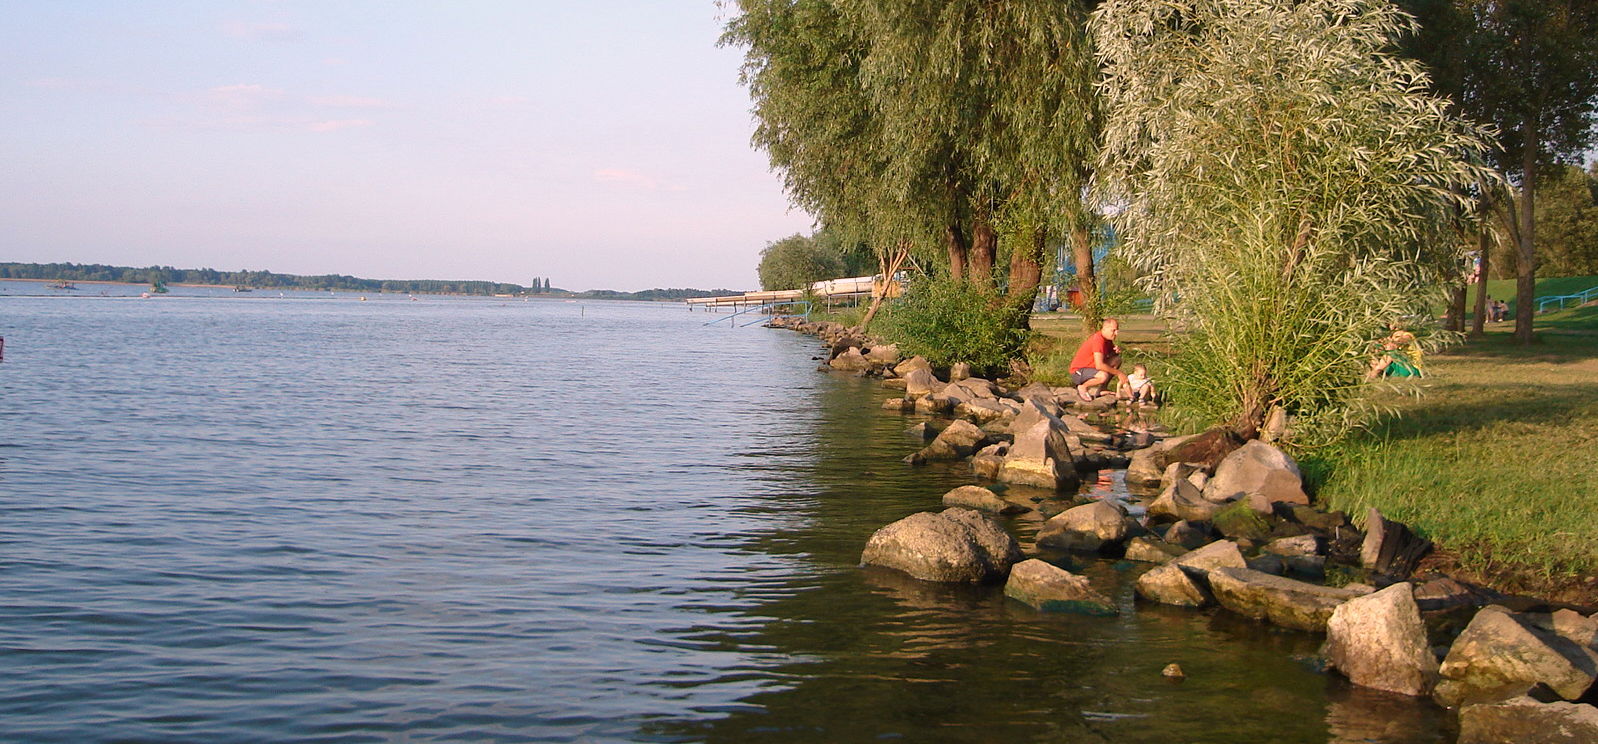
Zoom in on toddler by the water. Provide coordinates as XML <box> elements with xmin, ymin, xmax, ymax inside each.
<box><xmin>1120</xmin><ymin>363</ymin><xmax>1156</xmax><ymax>405</ymax></box>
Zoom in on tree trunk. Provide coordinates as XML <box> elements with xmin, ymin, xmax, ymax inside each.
<box><xmin>1515</xmin><ymin>116</ymin><xmax>1538</xmax><ymax>345</ymax></box>
<box><xmin>860</xmin><ymin>243</ymin><xmax>909</xmax><ymax>331</ymax></box>
<box><xmin>969</xmin><ymin>219</ymin><xmax>997</xmax><ymax>286</ymax></box>
<box><xmin>1472</xmin><ymin>193</ymin><xmax>1490</xmax><ymax>337</ymax></box>
<box><xmin>1447</xmin><ymin>284</ymin><xmax>1467</xmax><ymax>333</ymax></box>
<box><xmin>1006</xmin><ymin>228</ymin><xmax>1045</xmax><ymax>305</ymax></box>
<box><xmin>944</xmin><ymin>223</ymin><xmax>968</xmax><ymax>282</ymax></box>
<box><xmin>1070</xmin><ymin>223</ymin><xmax>1099</xmax><ymax>331</ymax></box>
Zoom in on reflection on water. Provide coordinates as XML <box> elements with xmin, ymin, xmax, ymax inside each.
<box><xmin>0</xmin><ymin>296</ymin><xmax>1453</xmax><ymax>742</ymax></box>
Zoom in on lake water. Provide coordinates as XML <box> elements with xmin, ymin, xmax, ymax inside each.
<box><xmin>0</xmin><ymin>286</ymin><xmax>1454</xmax><ymax>742</ymax></box>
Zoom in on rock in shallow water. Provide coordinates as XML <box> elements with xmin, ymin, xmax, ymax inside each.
<box><xmin>942</xmin><ymin>485</ymin><xmax>1028</xmax><ymax>515</ymax></box>
<box><xmin>1435</xmin><ymin>605</ymin><xmax>1598</xmax><ymax>707</ymax></box>
<box><xmin>1035</xmin><ymin>499</ymin><xmax>1140</xmax><ymax>552</ymax></box>
<box><xmin>1457</xmin><ymin>697</ymin><xmax>1598</xmax><ymax>744</ymax></box>
<box><xmin>860</xmin><ymin>508</ymin><xmax>1021</xmax><ymax>584</ymax></box>
<box><xmin>1133</xmin><ymin>540</ymin><xmax>1247</xmax><ymax>607</ymax></box>
<box><xmin>1003</xmin><ymin>559</ymin><xmax>1116</xmax><ymax>615</ymax></box>
<box><xmin>1323</xmin><ymin>582</ymin><xmax>1439</xmax><ymax>697</ymax></box>
<box><xmin>1207</xmin><ymin>566</ymin><xmax>1363</xmax><ymax>632</ymax></box>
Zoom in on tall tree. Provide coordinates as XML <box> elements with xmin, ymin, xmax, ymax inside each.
<box><xmin>1456</xmin><ymin>0</ymin><xmax>1598</xmax><ymax>343</ymax></box>
<box><xmin>1094</xmin><ymin>0</ymin><xmax>1495</xmax><ymax>441</ymax></box>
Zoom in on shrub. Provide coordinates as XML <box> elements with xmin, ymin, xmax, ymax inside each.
<box><xmin>881</xmin><ymin>277</ymin><xmax>1029</xmax><ymax>372</ymax></box>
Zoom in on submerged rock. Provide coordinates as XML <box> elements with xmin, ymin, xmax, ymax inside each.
<box><xmin>1133</xmin><ymin>540</ymin><xmax>1247</xmax><ymax>608</ymax></box>
<box><xmin>1207</xmin><ymin>566</ymin><xmax>1363</xmax><ymax>632</ymax></box>
<box><xmin>860</xmin><ymin>508</ymin><xmax>1021</xmax><ymax>584</ymax></box>
<box><xmin>1324</xmin><ymin>582</ymin><xmax>1439</xmax><ymax>697</ymax></box>
<box><xmin>1003</xmin><ymin>559</ymin><xmax>1116</xmax><ymax>615</ymax></box>
<box><xmin>1036</xmin><ymin>500</ymin><xmax>1141</xmax><ymax>553</ymax></box>
<box><xmin>942</xmin><ymin>485</ymin><xmax>1028</xmax><ymax>515</ymax></box>
<box><xmin>1457</xmin><ymin>697</ymin><xmax>1598</xmax><ymax>744</ymax></box>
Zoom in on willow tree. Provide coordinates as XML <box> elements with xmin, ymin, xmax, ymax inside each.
<box><xmin>839</xmin><ymin>0</ymin><xmax>1102</xmax><ymax>321</ymax></box>
<box><xmin>727</xmin><ymin>0</ymin><xmax>1103</xmax><ymax>334</ymax></box>
<box><xmin>1094</xmin><ymin>0</ymin><xmax>1496</xmax><ymax>442</ymax></box>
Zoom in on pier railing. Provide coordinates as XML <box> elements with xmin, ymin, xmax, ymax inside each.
<box><xmin>701</xmin><ymin>300</ymin><xmax>812</xmax><ymax>327</ymax></box>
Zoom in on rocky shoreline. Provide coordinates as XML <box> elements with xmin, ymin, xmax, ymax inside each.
<box><xmin>769</xmin><ymin>315</ymin><xmax>1598</xmax><ymax>743</ymax></box>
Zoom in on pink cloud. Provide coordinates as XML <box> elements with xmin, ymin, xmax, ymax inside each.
<box><xmin>594</xmin><ymin>168</ymin><xmax>684</xmax><ymax>192</ymax></box>
<box><xmin>307</xmin><ymin>119</ymin><xmax>373</xmax><ymax>132</ymax></box>
<box><xmin>208</xmin><ymin>84</ymin><xmax>284</xmax><ymax>110</ymax></box>
<box><xmin>222</xmin><ymin>21</ymin><xmax>301</xmax><ymax>41</ymax></box>
<box><xmin>309</xmin><ymin>95</ymin><xmax>388</xmax><ymax>108</ymax></box>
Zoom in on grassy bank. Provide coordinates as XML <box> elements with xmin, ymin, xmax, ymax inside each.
<box><xmin>1305</xmin><ymin>330</ymin><xmax>1598</xmax><ymax>603</ymax></box>
<box><xmin>1028</xmin><ymin>312</ymin><xmax>1598</xmax><ymax>603</ymax></box>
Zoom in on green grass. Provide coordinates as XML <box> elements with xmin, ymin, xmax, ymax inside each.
<box><xmin>1303</xmin><ymin>331</ymin><xmax>1598</xmax><ymax>600</ymax></box>
<box><xmin>1466</xmin><ymin>274</ymin><xmax>1598</xmax><ymax>314</ymax></box>
<box><xmin>1534</xmin><ymin>303</ymin><xmax>1598</xmax><ymax>333</ymax></box>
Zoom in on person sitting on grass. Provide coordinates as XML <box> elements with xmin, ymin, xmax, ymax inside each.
<box><xmin>1069</xmin><ymin>317</ymin><xmax>1128</xmax><ymax>402</ymax></box>
<box><xmin>1367</xmin><ymin>322</ymin><xmax>1422</xmax><ymax>379</ymax></box>
<box><xmin>1119</xmin><ymin>363</ymin><xmax>1157</xmax><ymax>406</ymax></box>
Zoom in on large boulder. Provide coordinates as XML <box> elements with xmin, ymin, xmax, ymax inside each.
<box><xmin>1133</xmin><ymin>540</ymin><xmax>1247</xmax><ymax>607</ymax></box>
<box><xmin>1202</xmin><ymin>440</ymin><xmax>1309</xmax><ymax>507</ymax></box>
<box><xmin>894</xmin><ymin>355</ymin><xmax>932</xmax><ymax>376</ymax></box>
<box><xmin>1036</xmin><ymin>500</ymin><xmax>1140</xmax><ymax>552</ymax></box>
<box><xmin>1207</xmin><ymin>566</ymin><xmax>1363</xmax><ymax>631</ymax></box>
<box><xmin>1323</xmin><ymin>582</ymin><xmax>1439</xmax><ymax>697</ymax></box>
<box><xmin>829</xmin><ymin>346</ymin><xmax>872</xmax><ymax>371</ymax></box>
<box><xmin>1003</xmin><ymin>559</ymin><xmax>1116</xmax><ymax>615</ymax></box>
<box><xmin>864</xmin><ymin>343</ymin><xmax>901</xmax><ymax>366</ymax></box>
<box><xmin>1435</xmin><ymin>605</ymin><xmax>1598</xmax><ymax>707</ymax></box>
<box><xmin>1457</xmin><ymin>697</ymin><xmax>1598</xmax><ymax>744</ymax></box>
<box><xmin>998</xmin><ymin>417</ymin><xmax>1080</xmax><ymax>491</ymax></box>
<box><xmin>942</xmin><ymin>485</ymin><xmax>1028</xmax><ymax>515</ymax></box>
<box><xmin>918</xmin><ymin>419</ymin><xmax>988</xmax><ymax>460</ymax></box>
<box><xmin>902</xmin><ymin>366</ymin><xmax>944</xmax><ymax>398</ymax></box>
<box><xmin>1210</xmin><ymin>500</ymin><xmax>1274</xmax><ymax>541</ymax></box>
<box><xmin>1146</xmin><ymin>477</ymin><xmax>1225</xmax><ymax>523</ymax></box>
<box><xmin>947</xmin><ymin>377</ymin><xmax>998</xmax><ymax>400</ymax></box>
<box><xmin>860</xmin><ymin>508</ymin><xmax>1022</xmax><ymax>583</ymax></box>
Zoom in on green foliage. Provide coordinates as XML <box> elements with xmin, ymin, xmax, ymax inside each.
<box><xmin>881</xmin><ymin>277</ymin><xmax>1028</xmax><ymax>372</ymax></box>
<box><xmin>1093</xmin><ymin>0</ymin><xmax>1496</xmax><ymax>442</ymax></box>
<box><xmin>1534</xmin><ymin>164</ymin><xmax>1598</xmax><ymax>277</ymax></box>
<box><xmin>757</xmin><ymin>233</ymin><xmax>846</xmax><ymax>291</ymax></box>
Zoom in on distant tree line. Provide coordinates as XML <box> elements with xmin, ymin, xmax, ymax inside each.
<box><xmin>0</xmin><ymin>262</ymin><xmax>531</xmax><ymax>296</ymax></box>
<box><xmin>571</xmin><ymin>287</ymin><xmax>741</xmax><ymax>301</ymax></box>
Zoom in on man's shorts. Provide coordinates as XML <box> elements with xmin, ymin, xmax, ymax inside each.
<box><xmin>1069</xmin><ymin>367</ymin><xmax>1101</xmax><ymax>386</ymax></box>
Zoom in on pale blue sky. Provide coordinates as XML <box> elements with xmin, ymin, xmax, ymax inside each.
<box><xmin>0</xmin><ymin>1</ymin><xmax>814</xmax><ymax>291</ymax></box>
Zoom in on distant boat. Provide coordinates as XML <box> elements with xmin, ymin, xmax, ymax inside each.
<box><xmin>150</xmin><ymin>280</ymin><xmax>169</xmax><ymax>294</ymax></box>
<box><xmin>232</xmin><ymin>285</ymin><xmax>253</xmax><ymax>293</ymax></box>
<box><xmin>48</xmin><ymin>280</ymin><xmax>77</xmax><ymax>290</ymax></box>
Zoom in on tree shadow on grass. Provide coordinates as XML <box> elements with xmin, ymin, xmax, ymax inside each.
<box><xmin>1356</xmin><ymin>381</ymin><xmax>1598</xmax><ymax>442</ymax></box>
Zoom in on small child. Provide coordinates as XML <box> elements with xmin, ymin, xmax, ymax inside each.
<box><xmin>1120</xmin><ymin>363</ymin><xmax>1157</xmax><ymax>405</ymax></box>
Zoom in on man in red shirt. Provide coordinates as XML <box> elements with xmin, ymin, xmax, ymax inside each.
<box><xmin>1069</xmin><ymin>318</ymin><xmax>1127</xmax><ymax>402</ymax></box>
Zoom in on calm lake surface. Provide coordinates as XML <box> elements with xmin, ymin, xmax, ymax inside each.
<box><xmin>0</xmin><ymin>288</ymin><xmax>1455</xmax><ymax>742</ymax></box>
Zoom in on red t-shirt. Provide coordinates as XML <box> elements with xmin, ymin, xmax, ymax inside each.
<box><xmin>1070</xmin><ymin>332</ymin><xmax>1117</xmax><ymax>373</ymax></box>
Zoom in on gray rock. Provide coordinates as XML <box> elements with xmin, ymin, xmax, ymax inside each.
<box><xmin>1457</xmin><ymin>697</ymin><xmax>1598</xmax><ymax>744</ymax></box>
<box><xmin>947</xmin><ymin>376</ymin><xmax>996</xmax><ymax>399</ymax></box>
<box><xmin>1207</xmin><ymin>566</ymin><xmax>1362</xmax><ymax>632</ymax></box>
<box><xmin>902</xmin><ymin>366</ymin><xmax>943</xmax><ymax>398</ymax></box>
<box><xmin>861</xmin><ymin>508</ymin><xmax>1021</xmax><ymax>583</ymax></box>
<box><xmin>1247</xmin><ymin>553</ymin><xmax>1287</xmax><ymax>575</ymax></box>
<box><xmin>1125</xmin><ymin>434</ymin><xmax>1194</xmax><ymax>489</ymax></box>
<box><xmin>1147</xmin><ymin>477</ymin><xmax>1225</xmax><ymax>522</ymax></box>
<box><xmin>1003</xmin><ymin>559</ymin><xmax>1116</xmax><ymax>615</ymax></box>
<box><xmin>882</xmin><ymin>397</ymin><xmax>913</xmax><ymax>412</ymax></box>
<box><xmin>1324</xmin><ymin>583</ymin><xmax>1439</xmax><ymax>697</ymax></box>
<box><xmin>894</xmin><ymin>355</ymin><xmax>932</xmax><ymax>376</ymax></box>
<box><xmin>949</xmin><ymin>362</ymin><xmax>973</xmax><ymax>381</ymax></box>
<box><xmin>864</xmin><ymin>343</ymin><xmax>900</xmax><ymax>365</ymax></box>
<box><xmin>1163</xmin><ymin>520</ymin><xmax>1215</xmax><ymax>550</ymax></box>
<box><xmin>1436</xmin><ymin>605</ymin><xmax>1598</xmax><ymax>707</ymax></box>
<box><xmin>829</xmin><ymin>346</ymin><xmax>872</xmax><ymax>371</ymax></box>
<box><xmin>1264</xmin><ymin>534</ymin><xmax>1322</xmax><ymax>557</ymax></box>
<box><xmin>1202</xmin><ymin>440</ymin><xmax>1308</xmax><ymax>507</ymax></box>
<box><xmin>969</xmin><ymin>443</ymin><xmax>1008</xmax><ymax>479</ymax></box>
<box><xmin>1133</xmin><ymin>540</ymin><xmax>1247</xmax><ymax>607</ymax></box>
<box><xmin>998</xmin><ymin>417</ymin><xmax>1080</xmax><ymax>491</ymax></box>
<box><xmin>1125</xmin><ymin>536</ymin><xmax>1188</xmax><ymax>564</ymax></box>
<box><xmin>942</xmin><ymin>485</ymin><xmax>1028</xmax><ymax>515</ymax></box>
<box><xmin>906</xmin><ymin>422</ymin><xmax>943</xmax><ymax>441</ymax></box>
<box><xmin>955</xmin><ymin>399</ymin><xmax>1011</xmax><ymax>424</ymax></box>
<box><xmin>1036</xmin><ymin>500</ymin><xmax>1138</xmax><ymax>552</ymax></box>
<box><xmin>919</xmin><ymin>419</ymin><xmax>987</xmax><ymax>460</ymax></box>
<box><xmin>914</xmin><ymin>394</ymin><xmax>956</xmax><ymax>416</ymax></box>
<box><xmin>1551</xmin><ymin>609</ymin><xmax>1598</xmax><ymax>649</ymax></box>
